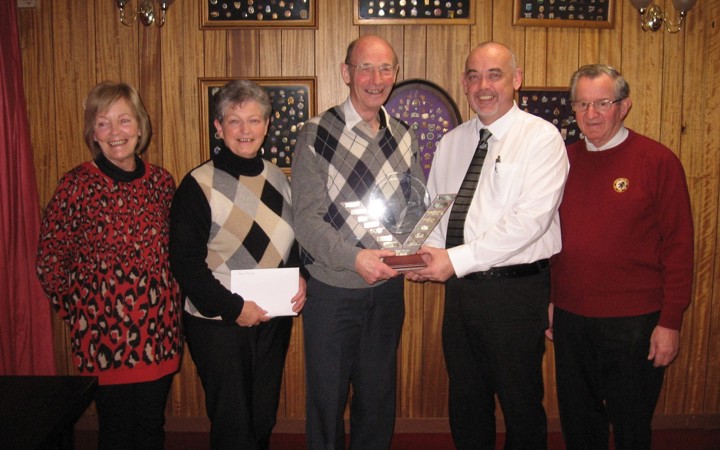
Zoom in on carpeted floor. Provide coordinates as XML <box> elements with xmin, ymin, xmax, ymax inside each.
<box><xmin>74</xmin><ymin>429</ymin><xmax>720</xmax><ymax>449</ymax></box>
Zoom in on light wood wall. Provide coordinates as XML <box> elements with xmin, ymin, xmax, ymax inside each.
<box><xmin>18</xmin><ymin>0</ymin><xmax>720</xmax><ymax>432</ymax></box>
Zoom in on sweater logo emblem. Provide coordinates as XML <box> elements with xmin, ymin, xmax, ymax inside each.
<box><xmin>613</xmin><ymin>178</ymin><xmax>629</xmax><ymax>193</ymax></box>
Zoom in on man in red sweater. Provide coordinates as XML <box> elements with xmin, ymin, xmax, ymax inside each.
<box><xmin>549</xmin><ymin>64</ymin><xmax>694</xmax><ymax>450</ymax></box>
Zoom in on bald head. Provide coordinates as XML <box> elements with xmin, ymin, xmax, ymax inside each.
<box><xmin>344</xmin><ymin>35</ymin><xmax>399</xmax><ymax>67</ymax></box>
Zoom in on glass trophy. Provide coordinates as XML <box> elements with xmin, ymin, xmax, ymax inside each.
<box><xmin>342</xmin><ymin>172</ymin><xmax>455</xmax><ymax>271</ymax></box>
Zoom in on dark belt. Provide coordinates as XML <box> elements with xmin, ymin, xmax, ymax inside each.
<box><xmin>462</xmin><ymin>259</ymin><xmax>550</xmax><ymax>281</ymax></box>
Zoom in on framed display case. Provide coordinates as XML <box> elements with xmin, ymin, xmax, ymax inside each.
<box><xmin>513</xmin><ymin>0</ymin><xmax>613</xmax><ymax>28</ymax></box>
<box><xmin>517</xmin><ymin>86</ymin><xmax>582</xmax><ymax>145</ymax></box>
<box><xmin>354</xmin><ymin>0</ymin><xmax>474</xmax><ymax>25</ymax></box>
<box><xmin>201</xmin><ymin>0</ymin><xmax>317</xmax><ymax>29</ymax></box>
<box><xmin>200</xmin><ymin>77</ymin><xmax>316</xmax><ymax>175</ymax></box>
<box><xmin>384</xmin><ymin>79</ymin><xmax>463</xmax><ymax>178</ymax></box>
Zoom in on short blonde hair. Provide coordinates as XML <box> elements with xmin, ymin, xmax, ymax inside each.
<box><xmin>83</xmin><ymin>81</ymin><xmax>151</xmax><ymax>158</ymax></box>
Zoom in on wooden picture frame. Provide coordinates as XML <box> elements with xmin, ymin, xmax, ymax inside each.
<box><xmin>513</xmin><ymin>0</ymin><xmax>613</xmax><ymax>28</ymax></box>
<box><xmin>385</xmin><ymin>79</ymin><xmax>464</xmax><ymax>178</ymax></box>
<box><xmin>199</xmin><ymin>77</ymin><xmax>316</xmax><ymax>175</ymax></box>
<box><xmin>201</xmin><ymin>0</ymin><xmax>317</xmax><ymax>29</ymax></box>
<box><xmin>517</xmin><ymin>87</ymin><xmax>583</xmax><ymax>145</ymax></box>
<box><xmin>353</xmin><ymin>0</ymin><xmax>474</xmax><ymax>25</ymax></box>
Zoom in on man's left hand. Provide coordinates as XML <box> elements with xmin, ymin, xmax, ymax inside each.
<box><xmin>412</xmin><ymin>246</ymin><xmax>455</xmax><ymax>283</ymax></box>
<box><xmin>648</xmin><ymin>325</ymin><xmax>680</xmax><ymax>367</ymax></box>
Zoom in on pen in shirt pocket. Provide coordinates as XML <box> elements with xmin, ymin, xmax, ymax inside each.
<box><xmin>494</xmin><ymin>155</ymin><xmax>501</xmax><ymax>174</ymax></box>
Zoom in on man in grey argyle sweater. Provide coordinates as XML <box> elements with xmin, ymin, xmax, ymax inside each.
<box><xmin>291</xmin><ymin>35</ymin><xmax>424</xmax><ymax>450</ymax></box>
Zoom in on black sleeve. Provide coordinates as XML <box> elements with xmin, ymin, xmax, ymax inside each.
<box><xmin>169</xmin><ymin>174</ymin><xmax>244</xmax><ymax>323</ymax></box>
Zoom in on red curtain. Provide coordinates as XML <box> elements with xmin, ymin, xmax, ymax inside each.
<box><xmin>0</xmin><ymin>2</ymin><xmax>56</xmax><ymax>375</ymax></box>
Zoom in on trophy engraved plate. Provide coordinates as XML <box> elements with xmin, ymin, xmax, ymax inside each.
<box><xmin>342</xmin><ymin>173</ymin><xmax>455</xmax><ymax>271</ymax></box>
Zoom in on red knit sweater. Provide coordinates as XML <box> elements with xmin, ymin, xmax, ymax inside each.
<box><xmin>551</xmin><ymin>130</ymin><xmax>694</xmax><ymax>330</ymax></box>
<box><xmin>36</xmin><ymin>162</ymin><xmax>182</xmax><ymax>385</ymax></box>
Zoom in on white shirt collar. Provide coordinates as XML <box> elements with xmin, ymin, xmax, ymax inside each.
<box><xmin>341</xmin><ymin>97</ymin><xmax>389</xmax><ymax>131</ymax></box>
<box><xmin>585</xmin><ymin>126</ymin><xmax>629</xmax><ymax>151</ymax></box>
<box><xmin>472</xmin><ymin>101</ymin><xmax>521</xmax><ymax>141</ymax></box>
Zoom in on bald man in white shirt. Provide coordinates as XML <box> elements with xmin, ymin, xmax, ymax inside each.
<box><xmin>407</xmin><ymin>42</ymin><xmax>569</xmax><ymax>450</ymax></box>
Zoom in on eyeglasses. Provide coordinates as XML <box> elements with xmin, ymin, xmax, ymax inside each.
<box><xmin>347</xmin><ymin>63</ymin><xmax>398</xmax><ymax>77</ymax></box>
<box><xmin>570</xmin><ymin>98</ymin><xmax>624</xmax><ymax>112</ymax></box>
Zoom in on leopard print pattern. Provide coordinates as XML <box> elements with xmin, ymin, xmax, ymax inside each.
<box><xmin>37</xmin><ymin>162</ymin><xmax>182</xmax><ymax>379</ymax></box>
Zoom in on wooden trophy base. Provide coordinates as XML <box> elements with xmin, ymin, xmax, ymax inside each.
<box><xmin>383</xmin><ymin>254</ymin><xmax>426</xmax><ymax>272</ymax></box>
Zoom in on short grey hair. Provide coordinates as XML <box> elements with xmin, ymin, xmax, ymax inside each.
<box><xmin>569</xmin><ymin>64</ymin><xmax>630</xmax><ymax>101</ymax></box>
<box><xmin>212</xmin><ymin>79</ymin><xmax>272</xmax><ymax>123</ymax></box>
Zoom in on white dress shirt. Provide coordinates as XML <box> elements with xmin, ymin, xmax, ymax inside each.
<box><xmin>426</xmin><ymin>102</ymin><xmax>569</xmax><ymax>278</ymax></box>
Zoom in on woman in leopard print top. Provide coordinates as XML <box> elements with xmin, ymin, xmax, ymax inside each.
<box><xmin>36</xmin><ymin>82</ymin><xmax>181</xmax><ymax>449</ymax></box>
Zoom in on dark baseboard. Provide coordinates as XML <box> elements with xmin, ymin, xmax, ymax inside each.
<box><xmin>76</xmin><ymin>414</ymin><xmax>720</xmax><ymax>434</ymax></box>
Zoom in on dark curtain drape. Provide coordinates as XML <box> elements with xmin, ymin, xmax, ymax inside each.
<box><xmin>0</xmin><ymin>2</ymin><xmax>56</xmax><ymax>375</ymax></box>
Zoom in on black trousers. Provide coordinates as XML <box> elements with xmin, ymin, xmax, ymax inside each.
<box><xmin>553</xmin><ymin>307</ymin><xmax>666</xmax><ymax>450</ymax></box>
<box><xmin>303</xmin><ymin>276</ymin><xmax>405</xmax><ymax>450</ymax></box>
<box><xmin>183</xmin><ymin>312</ymin><xmax>292</xmax><ymax>450</ymax></box>
<box><xmin>94</xmin><ymin>374</ymin><xmax>174</xmax><ymax>450</ymax></box>
<box><xmin>443</xmin><ymin>270</ymin><xmax>550</xmax><ymax>450</ymax></box>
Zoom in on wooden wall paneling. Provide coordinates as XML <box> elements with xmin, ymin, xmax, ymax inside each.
<box><xmin>420</xmin><ymin>282</ymin><xmax>448</xmax><ymax>417</ymax></box>
<box><xmin>658</xmin><ymin>13</ymin><xmax>702</xmax><ymax>415</ymax></box>
<box><xmin>669</xmin><ymin>0</ymin><xmax>720</xmax><ymax>414</ymax></box>
<box><xmin>93</xmin><ymin>3</ymin><xmax>139</xmax><ymax>89</ymax></box>
<box><xmin>401</xmin><ymin>26</ymin><xmax>427</xmax><ymax>80</ymax></box>
<box><xmin>138</xmin><ymin>27</ymin><xmax>163</xmax><ymax>168</ymax></box>
<box><xmin>490</xmin><ymin>0</ymin><xmax>525</xmax><ymax>75</ymax></box>
<box><xmin>425</xmin><ymin>26</ymin><xmax>470</xmax><ymax>122</ymax></box>
<box><xmin>619</xmin><ymin>6</ymin><xmax>664</xmax><ymax>139</ymax></box>
<box><xmin>604</xmin><ymin>2</ymin><xmax>624</xmax><ymax>76</ymax></box>
<box><xmin>51</xmin><ymin>1</ymin><xmax>96</xmax><ymax>176</ymax></box>
<box><xmin>577</xmin><ymin>29</ymin><xmax>602</xmax><ymax>69</ymax></box>
<box><xmin>203</xmin><ymin>28</ymin><xmax>228</xmax><ymax>77</ymax></box>
<box><xmin>398</xmin><ymin>280</ymin><xmax>426</xmax><ymax>417</ymax></box>
<box><xmin>543</xmin><ymin>338</ymin><xmax>559</xmax><ymax>419</ymax></box>
<box><xmin>546</xmin><ymin>29</ymin><xmax>580</xmax><ymax>86</ymax></box>
<box><xmin>159</xmin><ymin>0</ymin><xmax>205</xmax><ymax>181</ymax></box>
<box><xmin>659</xmin><ymin>32</ymin><xmax>684</xmax><ymax>155</ymax></box>
<box><xmin>281</xmin><ymin>30</ymin><xmax>315</xmax><ymax>76</ymax></box>
<box><xmin>696</xmin><ymin>0</ymin><xmax>720</xmax><ymax>414</ymax></box>
<box><xmin>259</xmin><ymin>30</ymin><xmax>283</xmax><ymax>75</ymax></box>
<box><xmin>472</xmin><ymin>0</ymin><xmax>494</xmax><ymax>45</ymax></box>
<box><xmin>316</xmin><ymin>1</ymin><xmax>358</xmax><ymax>113</ymax></box>
<box><xmin>522</xmin><ymin>28</ymin><xmax>548</xmax><ymax>86</ymax></box>
<box><xmin>229</xmin><ymin>30</ymin><xmax>261</xmax><ymax>77</ymax></box>
<box><xmin>576</xmin><ymin>23</ymin><xmax>623</xmax><ymax>73</ymax></box>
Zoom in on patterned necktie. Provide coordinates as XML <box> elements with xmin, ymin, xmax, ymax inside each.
<box><xmin>445</xmin><ymin>128</ymin><xmax>492</xmax><ymax>248</ymax></box>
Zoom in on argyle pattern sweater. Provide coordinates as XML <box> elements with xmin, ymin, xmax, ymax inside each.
<box><xmin>291</xmin><ymin>101</ymin><xmax>423</xmax><ymax>288</ymax></box>
<box><xmin>170</xmin><ymin>148</ymin><xmax>294</xmax><ymax>322</ymax></box>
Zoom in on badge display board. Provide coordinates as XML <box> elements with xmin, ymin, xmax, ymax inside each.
<box><xmin>517</xmin><ymin>87</ymin><xmax>583</xmax><ymax>145</ymax></box>
<box><xmin>513</xmin><ymin>0</ymin><xmax>613</xmax><ymax>28</ymax></box>
<box><xmin>384</xmin><ymin>79</ymin><xmax>463</xmax><ymax>179</ymax></box>
<box><xmin>202</xmin><ymin>0</ymin><xmax>317</xmax><ymax>28</ymax></box>
<box><xmin>200</xmin><ymin>77</ymin><xmax>316</xmax><ymax>175</ymax></box>
<box><xmin>354</xmin><ymin>0</ymin><xmax>474</xmax><ymax>25</ymax></box>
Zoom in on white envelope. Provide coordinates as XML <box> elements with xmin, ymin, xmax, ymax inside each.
<box><xmin>230</xmin><ymin>267</ymin><xmax>299</xmax><ymax>317</ymax></box>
